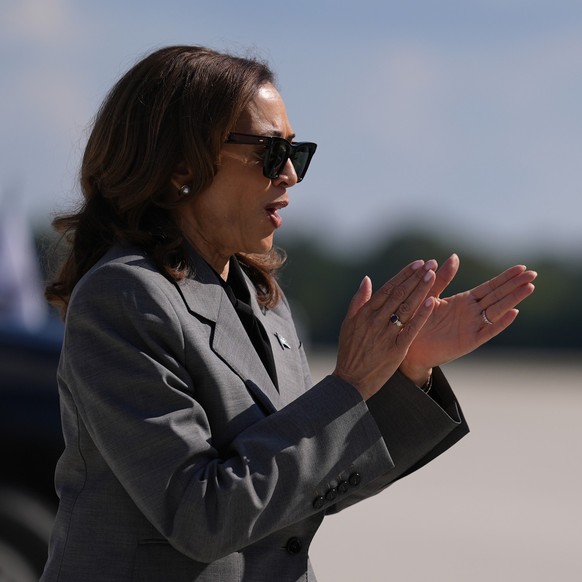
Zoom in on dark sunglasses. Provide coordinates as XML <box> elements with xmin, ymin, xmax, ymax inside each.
<box><xmin>225</xmin><ymin>133</ymin><xmax>317</xmax><ymax>182</ymax></box>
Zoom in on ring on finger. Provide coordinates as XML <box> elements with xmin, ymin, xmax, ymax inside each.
<box><xmin>390</xmin><ymin>313</ymin><xmax>404</xmax><ymax>328</ymax></box>
<box><xmin>481</xmin><ymin>309</ymin><xmax>493</xmax><ymax>325</ymax></box>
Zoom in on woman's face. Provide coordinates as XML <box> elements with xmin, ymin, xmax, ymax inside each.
<box><xmin>179</xmin><ymin>83</ymin><xmax>298</xmax><ymax>273</ymax></box>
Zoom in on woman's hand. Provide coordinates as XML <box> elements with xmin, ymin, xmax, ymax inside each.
<box><xmin>333</xmin><ymin>260</ymin><xmax>438</xmax><ymax>401</ymax></box>
<box><xmin>400</xmin><ymin>254</ymin><xmax>537</xmax><ymax>378</ymax></box>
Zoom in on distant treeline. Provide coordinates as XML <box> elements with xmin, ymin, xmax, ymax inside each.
<box><xmin>276</xmin><ymin>232</ymin><xmax>582</xmax><ymax>351</ymax></box>
<box><xmin>36</xmin><ymin>229</ymin><xmax>581</xmax><ymax>350</ymax></box>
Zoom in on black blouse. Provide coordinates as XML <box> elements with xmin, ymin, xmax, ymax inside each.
<box><xmin>220</xmin><ymin>257</ymin><xmax>279</xmax><ymax>391</ymax></box>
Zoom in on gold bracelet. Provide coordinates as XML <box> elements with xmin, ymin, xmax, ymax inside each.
<box><xmin>420</xmin><ymin>373</ymin><xmax>433</xmax><ymax>394</ymax></box>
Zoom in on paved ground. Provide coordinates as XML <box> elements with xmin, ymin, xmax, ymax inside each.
<box><xmin>307</xmin><ymin>351</ymin><xmax>582</xmax><ymax>582</ymax></box>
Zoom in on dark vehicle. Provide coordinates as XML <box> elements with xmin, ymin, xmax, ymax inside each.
<box><xmin>0</xmin><ymin>321</ymin><xmax>63</xmax><ymax>582</ymax></box>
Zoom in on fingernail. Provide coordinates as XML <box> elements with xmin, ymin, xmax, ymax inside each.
<box><xmin>424</xmin><ymin>259</ymin><xmax>437</xmax><ymax>271</ymax></box>
<box><xmin>359</xmin><ymin>276</ymin><xmax>368</xmax><ymax>289</ymax></box>
<box><xmin>411</xmin><ymin>260</ymin><xmax>424</xmax><ymax>271</ymax></box>
<box><xmin>424</xmin><ymin>270</ymin><xmax>434</xmax><ymax>282</ymax></box>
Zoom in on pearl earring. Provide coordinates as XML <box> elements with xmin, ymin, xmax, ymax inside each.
<box><xmin>179</xmin><ymin>184</ymin><xmax>191</xmax><ymax>197</ymax></box>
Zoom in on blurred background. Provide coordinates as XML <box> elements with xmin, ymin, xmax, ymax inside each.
<box><xmin>0</xmin><ymin>1</ymin><xmax>580</xmax><ymax>581</ymax></box>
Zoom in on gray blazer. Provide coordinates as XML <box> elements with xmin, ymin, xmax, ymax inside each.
<box><xmin>41</xmin><ymin>245</ymin><xmax>468</xmax><ymax>582</ymax></box>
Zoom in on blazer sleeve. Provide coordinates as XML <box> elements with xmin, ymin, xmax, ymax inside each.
<box><xmin>324</xmin><ymin>367</ymin><xmax>469</xmax><ymax>514</ymax></box>
<box><xmin>61</xmin><ymin>262</ymin><xmax>394</xmax><ymax>563</ymax></box>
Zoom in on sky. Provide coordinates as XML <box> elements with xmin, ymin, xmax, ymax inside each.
<box><xmin>1</xmin><ymin>0</ymin><xmax>581</xmax><ymax>262</ymax></box>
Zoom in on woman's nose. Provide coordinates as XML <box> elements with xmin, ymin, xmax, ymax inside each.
<box><xmin>273</xmin><ymin>158</ymin><xmax>298</xmax><ymax>187</ymax></box>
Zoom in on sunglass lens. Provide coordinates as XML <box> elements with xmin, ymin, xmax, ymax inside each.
<box><xmin>262</xmin><ymin>139</ymin><xmax>317</xmax><ymax>181</ymax></box>
<box><xmin>291</xmin><ymin>144</ymin><xmax>316</xmax><ymax>182</ymax></box>
<box><xmin>264</xmin><ymin>140</ymin><xmax>290</xmax><ymax>179</ymax></box>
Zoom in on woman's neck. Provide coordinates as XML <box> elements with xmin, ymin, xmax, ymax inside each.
<box><xmin>184</xmin><ymin>233</ymin><xmax>231</xmax><ymax>281</ymax></box>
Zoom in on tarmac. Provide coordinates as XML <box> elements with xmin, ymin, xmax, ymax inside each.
<box><xmin>307</xmin><ymin>350</ymin><xmax>582</xmax><ymax>581</ymax></box>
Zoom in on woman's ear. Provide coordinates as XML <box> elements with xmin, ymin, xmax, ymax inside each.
<box><xmin>170</xmin><ymin>161</ymin><xmax>194</xmax><ymax>191</ymax></box>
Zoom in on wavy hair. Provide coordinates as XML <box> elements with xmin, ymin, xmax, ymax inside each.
<box><xmin>46</xmin><ymin>45</ymin><xmax>286</xmax><ymax>317</ymax></box>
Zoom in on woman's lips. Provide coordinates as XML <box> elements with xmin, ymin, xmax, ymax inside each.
<box><xmin>266</xmin><ymin>207</ymin><xmax>282</xmax><ymax>228</ymax></box>
<box><xmin>265</xmin><ymin>200</ymin><xmax>288</xmax><ymax>229</ymax></box>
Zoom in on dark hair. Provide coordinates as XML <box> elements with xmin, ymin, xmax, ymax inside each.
<box><xmin>46</xmin><ymin>45</ymin><xmax>286</xmax><ymax>317</ymax></box>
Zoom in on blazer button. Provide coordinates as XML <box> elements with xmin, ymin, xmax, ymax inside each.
<box><xmin>325</xmin><ymin>488</ymin><xmax>337</xmax><ymax>502</ymax></box>
<box><xmin>286</xmin><ymin>537</ymin><xmax>303</xmax><ymax>555</ymax></box>
<box><xmin>337</xmin><ymin>480</ymin><xmax>349</xmax><ymax>494</ymax></box>
<box><xmin>348</xmin><ymin>472</ymin><xmax>362</xmax><ymax>486</ymax></box>
<box><xmin>312</xmin><ymin>495</ymin><xmax>325</xmax><ymax>510</ymax></box>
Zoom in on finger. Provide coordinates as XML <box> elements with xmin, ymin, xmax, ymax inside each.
<box><xmin>345</xmin><ymin>276</ymin><xmax>373</xmax><ymax>320</ymax></box>
<box><xmin>430</xmin><ymin>253</ymin><xmax>460</xmax><ymax>298</ymax></box>
<box><xmin>485</xmin><ymin>269</ymin><xmax>537</xmax><ymax>303</ymax></box>
<box><xmin>367</xmin><ymin>259</ymin><xmax>436</xmax><ymax>313</ymax></box>
<box><xmin>471</xmin><ymin>271</ymin><xmax>537</xmax><ymax>308</ymax></box>
<box><xmin>395</xmin><ymin>296</ymin><xmax>436</xmax><ymax>347</ymax></box>
<box><xmin>478</xmin><ymin>308</ymin><xmax>520</xmax><ymax>340</ymax></box>
<box><xmin>480</xmin><ymin>280</ymin><xmax>535</xmax><ymax>323</ymax></box>
<box><xmin>471</xmin><ymin>265</ymin><xmax>528</xmax><ymax>301</ymax></box>
<box><xmin>392</xmin><ymin>268</ymin><xmax>436</xmax><ymax>324</ymax></box>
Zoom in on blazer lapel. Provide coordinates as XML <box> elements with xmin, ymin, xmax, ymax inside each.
<box><xmin>244</xmin><ymin>275</ymin><xmax>309</xmax><ymax>408</ymax></box>
<box><xmin>258</xmin><ymin>307</ymin><xmax>308</xmax><ymax>407</ymax></box>
<box><xmin>173</xmin><ymin>253</ymin><xmax>282</xmax><ymax>413</ymax></box>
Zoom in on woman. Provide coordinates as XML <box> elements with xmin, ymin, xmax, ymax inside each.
<box><xmin>41</xmin><ymin>46</ymin><xmax>536</xmax><ymax>581</ymax></box>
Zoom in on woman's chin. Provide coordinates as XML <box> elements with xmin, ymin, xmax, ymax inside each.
<box><xmin>254</xmin><ymin>235</ymin><xmax>275</xmax><ymax>254</ymax></box>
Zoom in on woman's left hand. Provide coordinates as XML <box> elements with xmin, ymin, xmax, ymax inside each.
<box><xmin>400</xmin><ymin>254</ymin><xmax>537</xmax><ymax>380</ymax></box>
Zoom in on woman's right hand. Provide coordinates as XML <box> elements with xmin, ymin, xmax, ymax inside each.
<box><xmin>333</xmin><ymin>260</ymin><xmax>438</xmax><ymax>400</ymax></box>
